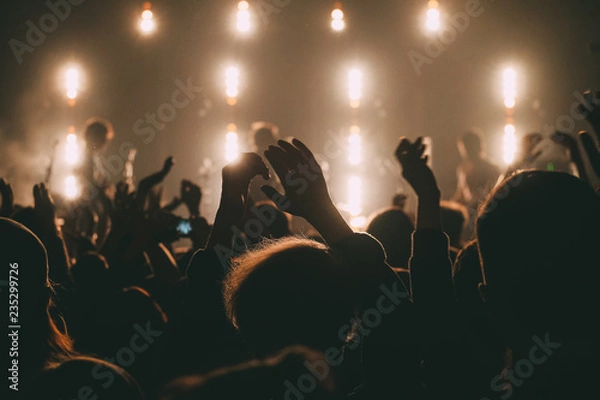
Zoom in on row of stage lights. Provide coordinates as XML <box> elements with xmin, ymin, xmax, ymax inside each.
<box><xmin>135</xmin><ymin>1</ymin><xmax>446</xmax><ymax>37</ymax></box>
<box><xmin>54</xmin><ymin>1</ymin><xmax>521</xmax><ymax>213</ymax></box>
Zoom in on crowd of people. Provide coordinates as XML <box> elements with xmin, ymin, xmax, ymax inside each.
<box><xmin>1</xmin><ymin>89</ymin><xmax>600</xmax><ymax>400</ymax></box>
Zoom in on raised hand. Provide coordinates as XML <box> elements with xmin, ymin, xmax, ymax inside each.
<box><xmin>262</xmin><ymin>139</ymin><xmax>332</xmax><ymax>220</ymax></box>
<box><xmin>395</xmin><ymin>137</ymin><xmax>440</xmax><ymax>199</ymax></box>
<box><xmin>180</xmin><ymin>180</ymin><xmax>202</xmax><ymax>217</ymax></box>
<box><xmin>207</xmin><ymin>153</ymin><xmax>269</xmax><ymax>250</ymax></box>
<box><xmin>395</xmin><ymin>137</ymin><xmax>441</xmax><ymax>230</ymax></box>
<box><xmin>262</xmin><ymin>138</ymin><xmax>353</xmax><ymax>243</ymax></box>
<box><xmin>33</xmin><ymin>182</ymin><xmax>58</xmax><ymax>235</ymax></box>
<box><xmin>551</xmin><ymin>131</ymin><xmax>590</xmax><ymax>183</ymax></box>
<box><xmin>577</xmin><ymin>90</ymin><xmax>600</xmax><ymax>137</ymax></box>
<box><xmin>221</xmin><ymin>153</ymin><xmax>269</xmax><ymax>218</ymax></box>
<box><xmin>136</xmin><ymin>156</ymin><xmax>175</xmax><ymax>210</ymax></box>
<box><xmin>579</xmin><ymin>130</ymin><xmax>600</xmax><ymax>179</ymax></box>
<box><xmin>0</xmin><ymin>178</ymin><xmax>14</xmax><ymax>217</ymax></box>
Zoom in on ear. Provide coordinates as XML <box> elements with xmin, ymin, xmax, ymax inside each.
<box><xmin>477</xmin><ymin>282</ymin><xmax>488</xmax><ymax>305</ymax></box>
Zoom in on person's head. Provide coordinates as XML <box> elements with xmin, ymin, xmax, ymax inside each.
<box><xmin>520</xmin><ymin>132</ymin><xmax>543</xmax><ymax>159</ymax></box>
<box><xmin>84</xmin><ymin>117</ymin><xmax>114</xmax><ymax>152</ymax></box>
<box><xmin>158</xmin><ymin>346</ymin><xmax>340</xmax><ymax>400</ymax></box>
<box><xmin>224</xmin><ymin>237</ymin><xmax>357</xmax><ymax>356</ymax></box>
<box><xmin>0</xmin><ymin>218</ymin><xmax>74</xmax><ymax>379</ymax></box>
<box><xmin>71</xmin><ymin>252</ymin><xmax>110</xmax><ymax>294</ymax></box>
<box><xmin>366</xmin><ymin>207</ymin><xmax>414</xmax><ymax>269</ymax></box>
<box><xmin>392</xmin><ymin>193</ymin><xmax>407</xmax><ymax>209</ymax></box>
<box><xmin>440</xmin><ymin>200</ymin><xmax>468</xmax><ymax>248</ymax></box>
<box><xmin>477</xmin><ymin>171</ymin><xmax>600</xmax><ymax>345</ymax></box>
<box><xmin>458</xmin><ymin>130</ymin><xmax>483</xmax><ymax>160</ymax></box>
<box><xmin>251</xmin><ymin>121</ymin><xmax>279</xmax><ymax>153</ymax></box>
<box><xmin>24</xmin><ymin>356</ymin><xmax>143</xmax><ymax>400</ymax></box>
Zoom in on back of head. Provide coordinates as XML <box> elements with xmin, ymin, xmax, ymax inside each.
<box><xmin>440</xmin><ymin>201</ymin><xmax>468</xmax><ymax>248</ymax></box>
<box><xmin>459</xmin><ymin>130</ymin><xmax>483</xmax><ymax>159</ymax></box>
<box><xmin>71</xmin><ymin>252</ymin><xmax>110</xmax><ymax>293</ymax></box>
<box><xmin>158</xmin><ymin>346</ymin><xmax>340</xmax><ymax>400</ymax></box>
<box><xmin>24</xmin><ymin>356</ymin><xmax>143</xmax><ymax>400</ymax></box>
<box><xmin>366</xmin><ymin>207</ymin><xmax>414</xmax><ymax>269</ymax></box>
<box><xmin>84</xmin><ymin>117</ymin><xmax>114</xmax><ymax>151</ymax></box>
<box><xmin>477</xmin><ymin>171</ymin><xmax>600</xmax><ymax>340</ymax></box>
<box><xmin>224</xmin><ymin>237</ymin><xmax>356</xmax><ymax>355</ymax></box>
<box><xmin>0</xmin><ymin>218</ymin><xmax>73</xmax><ymax>385</ymax></box>
<box><xmin>251</xmin><ymin>121</ymin><xmax>279</xmax><ymax>152</ymax></box>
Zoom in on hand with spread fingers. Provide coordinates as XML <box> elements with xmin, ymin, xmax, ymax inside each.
<box><xmin>395</xmin><ymin>137</ymin><xmax>440</xmax><ymax>199</ymax></box>
<box><xmin>33</xmin><ymin>182</ymin><xmax>58</xmax><ymax>236</ymax></box>
<box><xmin>262</xmin><ymin>138</ymin><xmax>353</xmax><ymax>243</ymax></box>
<box><xmin>395</xmin><ymin>137</ymin><xmax>442</xmax><ymax>230</ymax></box>
<box><xmin>262</xmin><ymin>139</ymin><xmax>331</xmax><ymax>220</ymax></box>
<box><xmin>181</xmin><ymin>179</ymin><xmax>202</xmax><ymax>217</ymax></box>
<box><xmin>207</xmin><ymin>153</ymin><xmax>269</xmax><ymax>250</ymax></box>
<box><xmin>577</xmin><ymin>90</ymin><xmax>600</xmax><ymax>137</ymax></box>
<box><xmin>579</xmin><ymin>130</ymin><xmax>600</xmax><ymax>180</ymax></box>
<box><xmin>0</xmin><ymin>178</ymin><xmax>14</xmax><ymax>217</ymax></box>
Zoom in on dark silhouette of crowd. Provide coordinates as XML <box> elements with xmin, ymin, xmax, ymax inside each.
<box><xmin>1</xmin><ymin>89</ymin><xmax>600</xmax><ymax>400</ymax></box>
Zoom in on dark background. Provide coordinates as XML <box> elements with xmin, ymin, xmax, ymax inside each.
<box><xmin>1</xmin><ymin>0</ymin><xmax>599</xmax><ymax>218</ymax></box>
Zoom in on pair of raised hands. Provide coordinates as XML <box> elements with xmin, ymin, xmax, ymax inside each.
<box><xmin>212</xmin><ymin>136</ymin><xmax>437</xmax><ymax>247</ymax></box>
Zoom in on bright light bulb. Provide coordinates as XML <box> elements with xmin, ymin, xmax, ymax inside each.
<box><xmin>225</xmin><ymin>130</ymin><xmax>240</xmax><ymax>162</ymax></box>
<box><xmin>237</xmin><ymin>1</ymin><xmax>251</xmax><ymax>33</ymax></box>
<box><xmin>140</xmin><ymin>18</ymin><xmax>155</xmax><ymax>33</ymax></box>
<box><xmin>331</xmin><ymin>9</ymin><xmax>344</xmax><ymax>20</ymax></box>
<box><xmin>348</xmin><ymin>69</ymin><xmax>363</xmax><ymax>105</ymax></box>
<box><xmin>503</xmin><ymin>124</ymin><xmax>517</xmax><ymax>165</ymax></box>
<box><xmin>503</xmin><ymin>68</ymin><xmax>517</xmax><ymax>108</ymax></box>
<box><xmin>425</xmin><ymin>0</ymin><xmax>441</xmax><ymax>32</ymax></box>
<box><xmin>226</xmin><ymin>67</ymin><xmax>240</xmax><ymax>99</ymax></box>
<box><xmin>347</xmin><ymin>175</ymin><xmax>362</xmax><ymax>216</ymax></box>
<box><xmin>331</xmin><ymin>19</ymin><xmax>345</xmax><ymax>31</ymax></box>
<box><xmin>64</xmin><ymin>175</ymin><xmax>80</xmax><ymax>200</ymax></box>
<box><xmin>142</xmin><ymin>10</ymin><xmax>153</xmax><ymax>19</ymax></box>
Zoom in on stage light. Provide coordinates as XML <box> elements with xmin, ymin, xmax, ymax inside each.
<box><xmin>139</xmin><ymin>3</ymin><xmax>156</xmax><ymax>34</ymax></box>
<box><xmin>348</xmin><ymin>125</ymin><xmax>362</xmax><ymax>165</ymax></box>
<box><xmin>226</xmin><ymin>66</ymin><xmax>240</xmax><ymax>102</ymax></box>
<box><xmin>348</xmin><ymin>68</ymin><xmax>362</xmax><ymax>108</ymax></box>
<box><xmin>350</xmin><ymin>215</ymin><xmax>366</xmax><ymax>230</ymax></box>
<box><xmin>426</xmin><ymin>0</ymin><xmax>441</xmax><ymax>32</ymax></box>
<box><xmin>503</xmin><ymin>67</ymin><xmax>517</xmax><ymax>109</ymax></box>
<box><xmin>237</xmin><ymin>1</ymin><xmax>251</xmax><ymax>33</ymax></box>
<box><xmin>347</xmin><ymin>175</ymin><xmax>362</xmax><ymax>217</ymax></box>
<box><xmin>503</xmin><ymin>124</ymin><xmax>517</xmax><ymax>165</ymax></box>
<box><xmin>64</xmin><ymin>66</ymin><xmax>81</xmax><ymax>100</ymax></box>
<box><xmin>63</xmin><ymin>175</ymin><xmax>80</xmax><ymax>200</ymax></box>
<box><xmin>331</xmin><ymin>4</ymin><xmax>345</xmax><ymax>32</ymax></box>
<box><xmin>225</xmin><ymin>124</ymin><xmax>240</xmax><ymax>162</ymax></box>
<box><xmin>65</xmin><ymin>130</ymin><xmax>80</xmax><ymax>166</ymax></box>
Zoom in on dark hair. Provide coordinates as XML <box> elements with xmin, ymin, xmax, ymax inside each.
<box><xmin>224</xmin><ymin>237</ymin><xmax>357</xmax><ymax>355</ymax></box>
<box><xmin>366</xmin><ymin>207</ymin><xmax>414</xmax><ymax>269</ymax></box>
<box><xmin>477</xmin><ymin>171</ymin><xmax>600</xmax><ymax>340</ymax></box>
<box><xmin>24</xmin><ymin>356</ymin><xmax>144</xmax><ymax>400</ymax></box>
<box><xmin>440</xmin><ymin>201</ymin><xmax>468</xmax><ymax>248</ymax></box>
<box><xmin>158</xmin><ymin>346</ymin><xmax>339</xmax><ymax>400</ymax></box>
